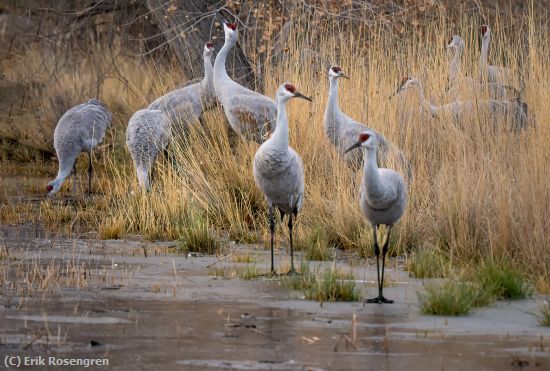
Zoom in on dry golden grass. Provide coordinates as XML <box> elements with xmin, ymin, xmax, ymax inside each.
<box><xmin>2</xmin><ymin>7</ymin><xmax>549</xmax><ymax>287</ymax></box>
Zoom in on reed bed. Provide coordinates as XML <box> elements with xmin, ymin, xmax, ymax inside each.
<box><xmin>3</xmin><ymin>6</ymin><xmax>549</xmax><ymax>289</ymax></box>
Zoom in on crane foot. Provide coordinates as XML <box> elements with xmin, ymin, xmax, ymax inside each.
<box><xmin>364</xmin><ymin>295</ymin><xmax>394</xmax><ymax>304</ymax></box>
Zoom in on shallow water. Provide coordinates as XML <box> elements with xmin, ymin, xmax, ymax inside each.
<box><xmin>1</xmin><ymin>223</ymin><xmax>549</xmax><ymax>370</ymax></box>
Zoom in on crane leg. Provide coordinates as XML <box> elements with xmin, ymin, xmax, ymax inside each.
<box><xmin>379</xmin><ymin>226</ymin><xmax>394</xmax><ymax>303</ymax></box>
<box><xmin>72</xmin><ymin>161</ymin><xmax>77</xmax><ymax>195</ymax></box>
<box><xmin>269</xmin><ymin>204</ymin><xmax>275</xmax><ymax>274</ymax></box>
<box><xmin>288</xmin><ymin>212</ymin><xmax>296</xmax><ymax>275</ymax></box>
<box><xmin>87</xmin><ymin>152</ymin><xmax>93</xmax><ymax>195</ymax></box>
<box><xmin>365</xmin><ymin>225</ymin><xmax>393</xmax><ymax>304</ymax></box>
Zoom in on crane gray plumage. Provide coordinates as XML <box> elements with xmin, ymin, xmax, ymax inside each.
<box><xmin>446</xmin><ymin>35</ymin><xmax>512</xmax><ymax>101</ymax></box>
<box><xmin>126</xmin><ymin>109</ymin><xmax>171</xmax><ymax>190</ymax></box>
<box><xmin>148</xmin><ymin>43</ymin><xmax>216</xmax><ymax>133</ymax></box>
<box><xmin>214</xmin><ymin>23</ymin><xmax>277</xmax><ymax>143</ymax></box>
<box><xmin>345</xmin><ymin>131</ymin><xmax>407</xmax><ymax>304</ymax></box>
<box><xmin>397</xmin><ymin>76</ymin><xmax>529</xmax><ymax>131</ymax></box>
<box><xmin>46</xmin><ymin>99</ymin><xmax>112</xmax><ymax>196</ymax></box>
<box><xmin>253</xmin><ymin>82</ymin><xmax>312</xmax><ymax>274</ymax></box>
<box><xmin>324</xmin><ymin>66</ymin><xmax>411</xmax><ymax>179</ymax></box>
<box><xmin>479</xmin><ymin>25</ymin><xmax>522</xmax><ymax>91</ymax></box>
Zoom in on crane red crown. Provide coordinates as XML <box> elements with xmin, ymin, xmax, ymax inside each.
<box><xmin>400</xmin><ymin>76</ymin><xmax>410</xmax><ymax>86</ymax></box>
<box><xmin>332</xmin><ymin>66</ymin><xmax>341</xmax><ymax>73</ymax></box>
<box><xmin>359</xmin><ymin>133</ymin><xmax>370</xmax><ymax>142</ymax></box>
<box><xmin>206</xmin><ymin>42</ymin><xmax>214</xmax><ymax>48</ymax></box>
<box><xmin>480</xmin><ymin>25</ymin><xmax>488</xmax><ymax>35</ymax></box>
<box><xmin>46</xmin><ymin>185</ymin><xmax>53</xmax><ymax>192</ymax></box>
<box><xmin>226</xmin><ymin>23</ymin><xmax>237</xmax><ymax>30</ymax></box>
<box><xmin>284</xmin><ymin>83</ymin><xmax>296</xmax><ymax>93</ymax></box>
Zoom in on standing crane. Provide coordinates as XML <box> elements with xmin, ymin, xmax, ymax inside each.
<box><xmin>446</xmin><ymin>35</ymin><xmax>510</xmax><ymax>100</ymax></box>
<box><xmin>345</xmin><ymin>131</ymin><xmax>407</xmax><ymax>304</ymax></box>
<box><xmin>324</xmin><ymin>66</ymin><xmax>411</xmax><ymax>178</ymax></box>
<box><xmin>395</xmin><ymin>76</ymin><xmax>528</xmax><ymax>131</ymax></box>
<box><xmin>214</xmin><ymin>23</ymin><xmax>277</xmax><ymax>143</ymax></box>
<box><xmin>479</xmin><ymin>25</ymin><xmax>521</xmax><ymax>90</ymax></box>
<box><xmin>148</xmin><ymin>42</ymin><xmax>216</xmax><ymax>133</ymax></box>
<box><xmin>126</xmin><ymin>109</ymin><xmax>171</xmax><ymax>190</ymax></box>
<box><xmin>253</xmin><ymin>83</ymin><xmax>312</xmax><ymax>274</ymax></box>
<box><xmin>46</xmin><ymin>99</ymin><xmax>112</xmax><ymax>196</ymax></box>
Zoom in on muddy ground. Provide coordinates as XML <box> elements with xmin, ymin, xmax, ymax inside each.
<box><xmin>1</xmin><ymin>221</ymin><xmax>549</xmax><ymax>371</ymax></box>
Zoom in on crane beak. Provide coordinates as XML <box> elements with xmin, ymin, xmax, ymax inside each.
<box><xmin>216</xmin><ymin>11</ymin><xmax>229</xmax><ymax>24</ymax></box>
<box><xmin>293</xmin><ymin>92</ymin><xmax>312</xmax><ymax>102</ymax></box>
<box><xmin>344</xmin><ymin>141</ymin><xmax>362</xmax><ymax>154</ymax></box>
<box><xmin>388</xmin><ymin>87</ymin><xmax>401</xmax><ymax>100</ymax></box>
<box><xmin>339</xmin><ymin>73</ymin><xmax>350</xmax><ymax>79</ymax></box>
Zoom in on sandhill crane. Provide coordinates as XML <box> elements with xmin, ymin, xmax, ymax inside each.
<box><xmin>253</xmin><ymin>83</ymin><xmax>311</xmax><ymax>274</ymax></box>
<box><xmin>446</xmin><ymin>35</ymin><xmax>510</xmax><ymax>100</ymax></box>
<box><xmin>395</xmin><ymin>76</ymin><xmax>528</xmax><ymax>131</ymax></box>
<box><xmin>126</xmin><ymin>109</ymin><xmax>171</xmax><ymax>190</ymax></box>
<box><xmin>324</xmin><ymin>66</ymin><xmax>411</xmax><ymax>178</ymax></box>
<box><xmin>479</xmin><ymin>25</ymin><xmax>521</xmax><ymax>90</ymax></box>
<box><xmin>345</xmin><ymin>131</ymin><xmax>407</xmax><ymax>304</ymax></box>
<box><xmin>214</xmin><ymin>23</ymin><xmax>277</xmax><ymax>143</ymax></box>
<box><xmin>46</xmin><ymin>99</ymin><xmax>112</xmax><ymax>196</ymax></box>
<box><xmin>148</xmin><ymin>42</ymin><xmax>216</xmax><ymax>133</ymax></box>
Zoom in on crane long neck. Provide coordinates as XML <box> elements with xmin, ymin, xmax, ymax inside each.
<box><xmin>327</xmin><ymin>77</ymin><xmax>340</xmax><ymax>115</ymax></box>
<box><xmin>49</xmin><ymin>162</ymin><xmax>72</xmax><ymax>193</ymax></box>
<box><xmin>362</xmin><ymin>147</ymin><xmax>383</xmax><ymax>197</ymax></box>
<box><xmin>270</xmin><ymin>98</ymin><xmax>290</xmax><ymax>150</ymax></box>
<box><xmin>214</xmin><ymin>36</ymin><xmax>235</xmax><ymax>84</ymax></box>
<box><xmin>480</xmin><ymin>34</ymin><xmax>490</xmax><ymax>80</ymax></box>
<box><xmin>412</xmin><ymin>82</ymin><xmax>437</xmax><ymax>117</ymax></box>
<box><xmin>449</xmin><ymin>46</ymin><xmax>462</xmax><ymax>83</ymax></box>
<box><xmin>202</xmin><ymin>53</ymin><xmax>213</xmax><ymax>90</ymax></box>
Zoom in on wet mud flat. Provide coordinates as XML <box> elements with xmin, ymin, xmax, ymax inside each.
<box><xmin>1</xmin><ymin>224</ymin><xmax>549</xmax><ymax>370</ymax></box>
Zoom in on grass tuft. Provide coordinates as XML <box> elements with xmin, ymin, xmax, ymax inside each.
<box><xmin>419</xmin><ymin>281</ymin><xmax>476</xmax><ymax>316</ymax></box>
<box><xmin>282</xmin><ymin>262</ymin><xmax>361</xmax><ymax>302</ymax></box>
<box><xmin>473</xmin><ymin>260</ymin><xmax>531</xmax><ymax>300</ymax></box>
<box><xmin>98</xmin><ymin>217</ymin><xmax>124</xmax><ymax>239</ymax></box>
<box><xmin>178</xmin><ymin>210</ymin><xmax>222</xmax><ymax>255</ymax></box>
<box><xmin>231</xmin><ymin>252</ymin><xmax>257</xmax><ymax>263</ymax></box>
<box><xmin>538</xmin><ymin>301</ymin><xmax>550</xmax><ymax>326</ymax></box>
<box><xmin>296</xmin><ymin>224</ymin><xmax>333</xmax><ymax>261</ymax></box>
<box><xmin>407</xmin><ymin>244</ymin><xmax>450</xmax><ymax>279</ymax></box>
<box><xmin>236</xmin><ymin>265</ymin><xmax>266</xmax><ymax>280</ymax></box>
<box><xmin>420</xmin><ymin>260</ymin><xmax>531</xmax><ymax>316</ymax></box>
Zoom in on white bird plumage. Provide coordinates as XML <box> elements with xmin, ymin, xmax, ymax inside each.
<box><xmin>126</xmin><ymin>109</ymin><xmax>171</xmax><ymax>190</ymax></box>
<box><xmin>148</xmin><ymin>42</ymin><xmax>216</xmax><ymax>132</ymax></box>
<box><xmin>253</xmin><ymin>82</ymin><xmax>312</xmax><ymax>273</ymax></box>
<box><xmin>345</xmin><ymin>131</ymin><xmax>407</xmax><ymax>304</ymax></box>
<box><xmin>324</xmin><ymin>66</ymin><xmax>411</xmax><ymax>178</ymax></box>
<box><xmin>46</xmin><ymin>99</ymin><xmax>112</xmax><ymax>196</ymax></box>
<box><xmin>214</xmin><ymin>23</ymin><xmax>277</xmax><ymax>143</ymax></box>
